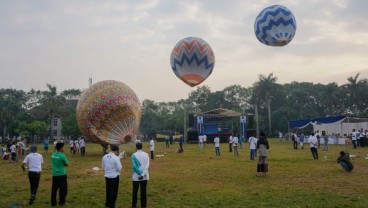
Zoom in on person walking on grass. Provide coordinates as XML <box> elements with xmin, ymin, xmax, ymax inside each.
<box><xmin>22</xmin><ymin>145</ymin><xmax>44</xmax><ymax>205</ymax></box>
<box><xmin>150</xmin><ymin>137</ymin><xmax>155</xmax><ymax>160</ymax></box>
<box><xmin>102</xmin><ymin>145</ymin><xmax>122</xmax><ymax>208</ymax></box>
<box><xmin>256</xmin><ymin>132</ymin><xmax>269</xmax><ymax>177</ymax></box>
<box><xmin>308</xmin><ymin>132</ymin><xmax>319</xmax><ymax>160</ymax></box>
<box><xmin>51</xmin><ymin>142</ymin><xmax>68</xmax><ymax>206</ymax></box>
<box><xmin>214</xmin><ymin>135</ymin><xmax>220</xmax><ymax>156</ymax></box>
<box><xmin>131</xmin><ymin>142</ymin><xmax>150</xmax><ymax>208</ymax></box>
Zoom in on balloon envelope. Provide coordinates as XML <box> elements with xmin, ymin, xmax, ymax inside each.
<box><xmin>76</xmin><ymin>80</ymin><xmax>141</xmax><ymax>145</ymax></box>
<box><xmin>254</xmin><ymin>5</ymin><xmax>297</xmax><ymax>46</ymax></box>
<box><xmin>170</xmin><ymin>37</ymin><xmax>215</xmax><ymax>87</ymax></box>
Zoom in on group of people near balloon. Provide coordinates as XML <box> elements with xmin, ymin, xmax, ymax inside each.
<box><xmin>20</xmin><ymin>141</ymin><xmax>150</xmax><ymax>207</ymax></box>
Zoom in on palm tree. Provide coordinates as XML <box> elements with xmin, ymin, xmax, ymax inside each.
<box><xmin>343</xmin><ymin>73</ymin><xmax>367</xmax><ymax>115</ymax></box>
<box><xmin>253</xmin><ymin>73</ymin><xmax>278</xmax><ymax>134</ymax></box>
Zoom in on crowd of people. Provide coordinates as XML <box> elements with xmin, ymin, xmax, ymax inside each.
<box><xmin>12</xmin><ymin>137</ymin><xmax>151</xmax><ymax>208</ymax></box>
<box><xmin>2</xmin><ymin>129</ymin><xmax>358</xmax><ymax>206</ymax></box>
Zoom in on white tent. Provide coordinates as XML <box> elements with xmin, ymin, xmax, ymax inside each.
<box><xmin>313</xmin><ymin>116</ymin><xmax>368</xmax><ymax>136</ymax></box>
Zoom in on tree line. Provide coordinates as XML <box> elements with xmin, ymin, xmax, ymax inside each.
<box><xmin>1</xmin><ymin>73</ymin><xmax>367</xmax><ymax>141</ymax></box>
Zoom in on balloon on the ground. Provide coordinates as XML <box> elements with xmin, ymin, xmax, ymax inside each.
<box><xmin>170</xmin><ymin>37</ymin><xmax>215</xmax><ymax>87</ymax></box>
<box><xmin>254</xmin><ymin>5</ymin><xmax>297</xmax><ymax>46</ymax></box>
<box><xmin>76</xmin><ymin>80</ymin><xmax>141</xmax><ymax>145</ymax></box>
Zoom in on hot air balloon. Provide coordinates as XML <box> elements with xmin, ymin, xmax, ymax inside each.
<box><xmin>76</xmin><ymin>80</ymin><xmax>141</xmax><ymax>145</ymax></box>
<box><xmin>170</xmin><ymin>37</ymin><xmax>215</xmax><ymax>87</ymax></box>
<box><xmin>254</xmin><ymin>5</ymin><xmax>297</xmax><ymax>46</ymax></box>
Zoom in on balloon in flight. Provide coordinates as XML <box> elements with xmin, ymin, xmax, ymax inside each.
<box><xmin>254</xmin><ymin>5</ymin><xmax>297</xmax><ymax>46</ymax></box>
<box><xmin>170</xmin><ymin>37</ymin><xmax>215</xmax><ymax>87</ymax></box>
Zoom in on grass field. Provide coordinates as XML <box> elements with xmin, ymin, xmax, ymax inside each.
<box><xmin>1</xmin><ymin>139</ymin><xmax>368</xmax><ymax>208</ymax></box>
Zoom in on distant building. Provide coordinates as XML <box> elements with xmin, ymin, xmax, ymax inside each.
<box><xmin>52</xmin><ymin>116</ymin><xmax>63</xmax><ymax>139</ymax></box>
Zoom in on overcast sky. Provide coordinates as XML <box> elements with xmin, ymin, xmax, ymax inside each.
<box><xmin>1</xmin><ymin>0</ymin><xmax>367</xmax><ymax>102</ymax></box>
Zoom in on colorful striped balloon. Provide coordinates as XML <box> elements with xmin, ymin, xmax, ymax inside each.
<box><xmin>254</xmin><ymin>5</ymin><xmax>297</xmax><ymax>46</ymax></box>
<box><xmin>170</xmin><ymin>37</ymin><xmax>215</xmax><ymax>87</ymax></box>
<box><xmin>76</xmin><ymin>80</ymin><xmax>141</xmax><ymax>145</ymax></box>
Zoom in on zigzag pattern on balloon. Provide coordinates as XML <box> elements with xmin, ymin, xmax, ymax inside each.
<box><xmin>254</xmin><ymin>5</ymin><xmax>296</xmax><ymax>46</ymax></box>
<box><xmin>171</xmin><ymin>53</ymin><xmax>214</xmax><ymax>72</ymax></box>
<box><xmin>257</xmin><ymin>18</ymin><xmax>296</xmax><ymax>42</ymax></box>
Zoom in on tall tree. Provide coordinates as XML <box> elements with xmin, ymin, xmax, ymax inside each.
<box><xmin>39</xmin><ymin>84</ymin><xmax>66</xmax><ymax>140</ymax></box>
<box><xmin>343</xmin><ymin>73</ymin><xmax>367</xmax><ymax>115</ymax></box>
<box><xmin>0</xmin><ymin>89</ymin><xmax>27</xmax><ymax>138</ymax></box>
<box><xmin>252</xmin><ymin>73</ymin><xmax>278</xmax><ymax>134</ymax></box>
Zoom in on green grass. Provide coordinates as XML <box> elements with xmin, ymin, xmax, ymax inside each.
<box><xmin>1</xmin><ymin>140</ymin><xmax>368</xmax><ymax>208</ymax></box>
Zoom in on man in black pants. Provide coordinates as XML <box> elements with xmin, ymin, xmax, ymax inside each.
<box><xmin>51</xmin><ymin>142</ymin><xmax>68</xmax><ymax>206</ymax></box>
<box><xmin>102</xmin><ymin>145</ymin><xmax>122</xmax><ymax>208</ymax></box>
<box><xmin>131</xmin><ymin>143</ymin><xmax>150</xmax><ymax>208</ymax></box>
<box><xmin>22</xmin><ymin>145</ymin><xmax>44</xmax><ymax>205</ymax></box>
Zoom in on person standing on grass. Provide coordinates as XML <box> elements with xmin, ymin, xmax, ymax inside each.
<box><xmin>79</xmin><ymin>136</ymin><xmax>86</xmax><ymax>156</ymax></box>
<box><xmin>131</xmin><ymin>142</ymin><xmax>150</xmax><ymax>208</ymax></box>
<box><xmin>10</xmin><ymin>141</ymin><xmax>17</xmax><ymax>162</ymax></box>
<box><xmin>239</xmin><ymin>135</ymin><xmax>244</xmax><ymax>149</ymax></box>
<box><xmin>69</xmin><ymin>139</ymin><xmax>74</xmax><ymax>155</ymax></box>
<box><xmin>233</xmin><ymin>134</ymin><xmax>239</xmax><ymax>156</ymax></box>
<box><xmin>102</xmin><ymin>145</ymin><xmax>122</xmax><ymax>208</ymax></box>
<box><xmin>308</xmin><ymin>132</ymin><xmax>319</xmax><ymax>160</ymax></box>
<box><xmin>179</xmin><ymin>135</ymin><xmax>184</xmax><ymax>153</ymax></box>
<box><xmin>51</xmin><ymin>142</ymin><xmax>68</xmax><ymax>206</ymax></box>
<box><xmin>249</xmin><ymin>134</ymin><xmax>258</xmax><ymax>160</ymax></box>
<box><xmin>292</xmin><ymin>132</ymin><xmax>298</xmax><ymax>150</ymax></box>
<box><xmin>300</xmin><ymin>133</ymin><xmax>305</xmax><ymax>149</ymax></box>
<box><xmin>150</xmin><ymin>137</ymin><xmax>155</xmax><ymax>160</ymax></box>
<box><xmin>203</xmin><ymin>134</ymin><xmax>207</xmax><ymax>148</ymax></box>
<box><xmin>322</xmin><ymin>132</ymin><xmax>329</xmax><ymax>151</ymax></box>
<box><xmin>351</xmin><ymin>129</ymin><xmax>357</xmax><ymax>149</ymax></box>
<box><xmin>22</xmin><ymin>145</ymin><xmax>43</xmax><ymax>205</ymax></box>
<box><xmin>198</xmin><ymin>135</ymin><xmax>204</xmax><ymax>150</ymax></box>
<box><xmin>214</xmin><ymin>135</ymin><xmax>220</xmax><ymax>156</ymax></box>
<box><xmin>228</xmin><ymin>134</ymin><xmax>233</xmax><ymax>152</ymax></box>
<box><xmin>43</xmin><ymin>139</ymin><xmax>49</xmax><ymax>153</ymax></box>
<box><xmin>337</xmin><ymin>151</ymin><xmax>354</xmax><ymax>173</ymax></box>
<box><xmin>256</xmin><ymin>132</ymin><xmax>269</xmax><ymax>176</ymax></box>
<box><xmin>74</xmin><ymin>139</ymin><xmax>80</xmax><ymax>155</ymax></box>
<box><xmin>165</xmin><ymin>136</ymin><xmax>170</xmax><ymax>148</ymax></box>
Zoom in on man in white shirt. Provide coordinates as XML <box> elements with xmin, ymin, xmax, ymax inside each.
<box><xmin>203</xmin><ymin>134</ymin><xmax>207</xmax><ymax>148</ymax></box>
<box><xmin>233</xmin><ymin>135</ymin><xmax>239</xmax><ymax>156</ymax></box>
<box><xmin>69</xmin><ymin>139</ymin><xmax>74</xmax><ymax>155</ymax></box>
<box><xmin>22</xmin><ymin>145</ymin><xmax>44</xmax><ymax>205</ymax></box>
<box><xmin>308</xmin><ymin>132</ymin><xmax>319</xmax><ymax>160</ymax></box>
<box><xmin>150</xmin><ymin>138</ymin><xmax>155</xmax><ymax>160</ymax></box>
<box><xmin>249</xmin><ymin>134</ymin><xmax>258</xmax><ymax>160</ymax></box>
<box><xmin>228</xmin><ymin>135</ymin><xmax>233</xmax><ymax>152</ymax></box>
<box><xmin>131</xmin><ymin>142</ymin><xmax>150</xmax><ymax>208</ymax></box>
<box><xmin>79</xmin><ymin>136</ymin><xmax>86</xmax><ymax>156</ymax></box>
<box><xmin>214</xmin><ymin>135</ymin><xmax>220</xmax><ymax>156</ymax></box>
<box><xmin>102</xmin><ymin>145</ymin><xmax>122</xmax><ymax>208</ymax></box>
<box><xmin>351</xmin><ymin>129</ymin><xmax>357</xmax><ymax>149</ymax></box>
<box><xmin>198</xmin><ymin>135</ymin><xmax>203</xmax><ymax>150</ymax></box>
<box><xmin>9</xmin><ymin>141</ymin><xmax>17</xmax><ymax>162</ymax></box>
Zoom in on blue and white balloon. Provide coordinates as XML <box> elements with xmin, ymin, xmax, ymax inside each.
<box><xmin>254</xmin><ymin>5</ymin><xmax>297</xmax><ymax>47</ymax></box>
